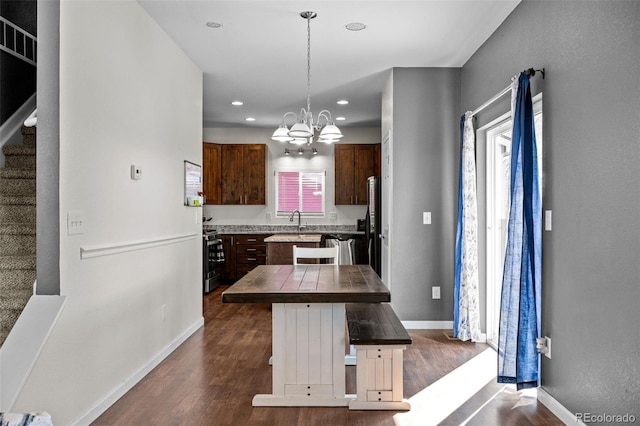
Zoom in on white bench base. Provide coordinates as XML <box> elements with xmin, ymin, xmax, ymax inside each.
<box><xmin>348</xmin><ymin>344</ymin><xmax>410</xmax><ymax>411</ymax></box>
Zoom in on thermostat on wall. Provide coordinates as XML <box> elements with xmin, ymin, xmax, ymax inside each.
<box><xmin>131</xmin><ymin>164</ymin><xmax>142</xmax><ymax>180</ymax></box>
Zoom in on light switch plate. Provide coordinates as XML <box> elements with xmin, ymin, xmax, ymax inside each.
<box><xmin>545</xmin><ymin>210</ymin><xmax>552</xmax><ymax>231</ymax></box>
<box><xmin>432</xmin><ymin>286</ymin><xmax>440</xmax><ymax>299</ymax></box>
<box><xmin>67</xmin><ymin>211</ymin><xmax>84</xmax><ymax>235</ymax></box>
<box><xmin>423</xmin><ymin>211</ymin><xmax>431</xmax><ymax>225</ymax></box>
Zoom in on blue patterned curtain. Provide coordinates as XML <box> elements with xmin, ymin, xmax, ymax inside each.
<box><xmin>453</xmin><ymin>111</ymin><xmax>481</xmax><ymax>342</ymax></box>
<box><xmin>497</xmin><ymin>72</ymin><xmax>542</xmax><ymax>389</ymax></box>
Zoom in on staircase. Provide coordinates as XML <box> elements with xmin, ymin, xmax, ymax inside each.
<box><xmin>0</xmin><ymin>126</ymin><xmax>36</xmax><ymax>347</ymax></box>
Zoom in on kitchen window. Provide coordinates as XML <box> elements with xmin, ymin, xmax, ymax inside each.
<box><xmin>275</xmin><ymin>170</ymin><xmax>325</xmax><ymax>217</ymax></box>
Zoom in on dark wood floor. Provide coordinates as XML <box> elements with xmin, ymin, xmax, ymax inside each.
<box><xmin>93</xmin><ymin>285</ymin><xmax>562</xmax><ymax>426</ymax></box>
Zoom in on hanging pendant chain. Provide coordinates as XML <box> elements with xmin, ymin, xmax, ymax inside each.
<box><xmin>306</xmin><ymin>14</ymin><xmax>312</xmax><ymax>123</ymax></box>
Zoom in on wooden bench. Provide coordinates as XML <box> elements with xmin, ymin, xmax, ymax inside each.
<box><xmin>346</xmin><ymin>303</ymin><xmax>412</xmax><ymax>411</ymax></box>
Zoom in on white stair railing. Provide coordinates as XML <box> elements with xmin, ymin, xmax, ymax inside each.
<box><xmin>0</xmin><ymin>16</ymin><xmax>37</xmax><ymax>66</ymax></box>
<box><xmin>23</xmin><ymin>108</ymin><xmax>36</xmax><ymax>127</ymax></box>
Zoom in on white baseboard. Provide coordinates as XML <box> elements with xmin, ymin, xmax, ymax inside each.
<box><xmin>401</xmin><ymin>320</ymin><xmax>453</xmax><ymax>330</ymax></box>
<box><xmin>71</xmin><ymin>317</ymin><xmax>204</xmax><ymax>426</ymax></box>
<box><xmin>538</xmin><ymin>387</ymin><xmax>584</xmax><ymax>426</ymax></box>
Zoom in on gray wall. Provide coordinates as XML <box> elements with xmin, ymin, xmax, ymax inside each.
<box><xmin>462</xmin><ymin>0</ymin><xmax>640</xmax><ymax>416</ymax></box>
<box><xmin>387</xmin><ymin>68</ymin><xmax>460</xmax><ymax>321</ymax></box>
<box><xmin>36</xmin><ymin>0</ymin><xmax>60</xmax><ymax>295</ymax></box>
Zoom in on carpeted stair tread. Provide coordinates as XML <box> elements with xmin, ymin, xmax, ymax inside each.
<box><xmin>0</xmin><ymin>195</ymin><xmax>36</xmax><ymax>205</ymax></box>
<box><xmin>0</xmin><ymin>288</ymin><xmax>32</xmax><ymax>303</ymax></box>
<box><xmin>0</xmin><ymin>168</ymin><xmax>36</xmax><ymax>179</ymax></box>
<box><xmin>0</xmin><ymin>203</ymin><xmax>36</xmax><ymax>223</ymax></box>
<box><xmin>21</xmin><ymin>125</ymin><xmax>36</xmax><ymax>147</ymax></box>
<box><xmin>2</xmin><ymin>144</ymin><xmax>36</xmax><ymax>170</ymax></box>
<box><xmin>0</xmin><ymin>223</ymin><xmax>35</xmax><ymax>235</ymax></box>
<box><xmin>0</xmin><ymin>269</ymin><xmax>36</xmax><ymax>290</ymax></box>
<box><xmin>0</xmin><ymin>254</ymin><xmax>36</xmax><ymax>270</ymax></box>
<box><xmin>0</xmin><ymin>234</ymin><xmax>36</xmax><ymax>255</ymax></box>
<box><xmin>1</xmin><ymin>127</ymin><xmax>36</xmax><ymax>348</ymax></box>
<box><xmin>2</xmin><ymin>145</ymin><xmax>36</xmax><ymax>156</ymax></box>
<box><xmin>0</xmin><ymin>168</ymin><xmax>36</xmax><ymax>196</ymax></box>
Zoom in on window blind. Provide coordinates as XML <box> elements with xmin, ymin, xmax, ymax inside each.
<box><xmin>276</xmin><ymin>171</ymin><xmax>325</xmax><ymax>216</ymax></box>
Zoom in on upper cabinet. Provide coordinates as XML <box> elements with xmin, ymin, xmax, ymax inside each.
<box><xmin>203</xmin><ymin>143</ymin><xmax>222</xmax><ymax>205</ymax></box>
<box><xmin>335</xmin><ymin>144</ymin><xmax>381</xmax><ymax>205</ymax></box>
<box><xmin>202</xmin><ymin>143</ymin><xmax>266</xmax><ymax>205</ymax></box>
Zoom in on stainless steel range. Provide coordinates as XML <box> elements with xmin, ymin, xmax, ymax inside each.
<box><xmin>203</xmin><ymin>230</ymin><xmax>224</xmax><ymax>294</ymax></box>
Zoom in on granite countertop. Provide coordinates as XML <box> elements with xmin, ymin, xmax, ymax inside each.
<box><xmin>264</xmin><ymin>234</ymin><xmax>323</xmax><ymax>243</ymax></box>
<box><xmin>204</xmin><ymin>224</ymin><xmax>364</xmax><ymax>236</ymax></box>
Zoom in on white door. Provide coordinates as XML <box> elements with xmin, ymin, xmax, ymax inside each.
<box><xmin>381</xmin><ymin>131</ymin><xmax>392</xmax><ymax>287</ymax></box>
<box><xmin>485</xmin><ymin>95</ymin><xmax>543</xmax><ymax>349</ymax></box>
<box><xmin>485</xmin><ymin>118</ymin><xmax>513</xmax><ymax>348</ymax></box>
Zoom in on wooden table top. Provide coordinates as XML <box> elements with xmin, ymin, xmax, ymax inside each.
<box><xmin>222</xmin><ymin>264</ymin><xmax>391</xmax><ymax>304</ymax></box>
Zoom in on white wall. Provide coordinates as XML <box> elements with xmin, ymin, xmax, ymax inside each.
<box><xmin>202</xmin><ymin>127</ymin><xmax>380</xmax><ymax>227</ymax></box>
<box><xmin>12</xmin><ymin>1</ymin><xmax>203</xmax><ymax>424</ymax></box>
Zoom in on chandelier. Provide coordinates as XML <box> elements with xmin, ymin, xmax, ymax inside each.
<box><xmin>271</xmin><ymin>11</ymin><xmax>343</xmax><ymax>145</ymax></box>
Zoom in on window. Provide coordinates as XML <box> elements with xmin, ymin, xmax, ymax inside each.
<box><xmin>484</xmin><ymin>93</ymin><xmax>542</xmax><ymax>348</ymax></box>
<box><xmin>275</xmin><ymin>170</ymin><xmax>325</xmax><ymax>217</ymax></box>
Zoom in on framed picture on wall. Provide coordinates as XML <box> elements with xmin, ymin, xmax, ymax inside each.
<box><xmin>184</xmin><ymin>160</ymin><xmax>203</xmax><ymax>206</ymax></box>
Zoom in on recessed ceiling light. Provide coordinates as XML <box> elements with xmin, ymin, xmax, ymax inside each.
<box><xmin>245</xmin><ymin>117</ymin><xmax>256</xmax><ymax>122</ymax></box>
<box><xmin>337</xmin><ymin>99</ymin><xmax>349</xmax><ymax>105</ymax></box>
<box><xmin>231</xmin><ymin>101</ymin><xmax>243</xmax><ymax>106</ymax></box>
<box><xmin>345</xmin><ymin>22</ymin><xmax>366</xmax><ymax>31</ymax></box>
<box><xmin>206</xmin><ymin>22</ymin><xmax>223</xmax><ymax>29</ymax></box>
<box><xmin>335</xmin><ymin>116</ymin><xmax>346</xmax><ymax>121</ymax></box>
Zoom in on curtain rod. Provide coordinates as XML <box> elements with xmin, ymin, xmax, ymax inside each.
<box><xmin>470</xmin><ymin>68</ymin><xmax>545</xmax><ymax>116</ymax></box>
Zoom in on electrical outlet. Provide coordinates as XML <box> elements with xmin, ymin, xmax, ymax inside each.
<box><xmin>432</xmin><ymin>286</ymin><xmax>441</xmax><ymax>299</ymax></box>
<box><xmin>329</xmin><ymin>212</ymin><xmax>337</xmax><ymax>220</ymax></box>
<box><xmin>544</xmin><ymin>336</ymin><xmax>551</xmax><ymax>359</ymax></box>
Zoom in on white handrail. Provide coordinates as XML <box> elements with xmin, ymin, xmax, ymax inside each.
<box><xmin>23</xmin><ymin>109</ymin><xmax>37</xmax><ymax>127</ymax></box>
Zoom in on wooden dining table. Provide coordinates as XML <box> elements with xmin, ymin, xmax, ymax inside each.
<box><xmin>222</xmin><ymin>264</ymin><xmax>390</xmax><ymax>407</ymax></box>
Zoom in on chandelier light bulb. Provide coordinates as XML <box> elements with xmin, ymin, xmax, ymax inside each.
<box><xmin>272</xmin><ymin>11</ymin><xmax>341</xmax><ymax>145</ymax></box>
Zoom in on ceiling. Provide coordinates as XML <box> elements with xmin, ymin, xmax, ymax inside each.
<box><xmin>138</xmin><ymin>1</ymin><xmax>520</xmax><ymax>130</ymax></box>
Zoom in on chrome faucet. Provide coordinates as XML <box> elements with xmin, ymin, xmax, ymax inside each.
<box><xmin>289</xmin><ymin>210</ymin><xmax>305</xmax><ymax>232</ymax></box>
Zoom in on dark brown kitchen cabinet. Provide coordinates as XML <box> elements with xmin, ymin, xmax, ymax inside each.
<box><xmin>220</xmin><ymin>235</ymin><xmax>236</xmax><ymax>282</ymax></box>
<box><xmin>220</xmin><ymin>234</ymin><xmax>266</xmax><ymax>283</ymax></box>
<box><xmin>335</xmin><ymin>144</ymin><xmax>380</xmax><ymax>205</ymax></box>
<box><xmin>202</xmin><ymin>143</ymin><xmax>222</xmax><ymax>205</ymax></box>
<box><xmin>235</xmin><ymin>234</ymin><xmax>267</xmax><ymax>277</ymax></box>
<box><xmin>266</xmin><ymin>241</ymin><xmax>320</xmax><ymax>265</ymax></box>
<box><xmin>221</xmin><ymin>144</ymin><xmax>266</xmax><ymax>205</ymax></box>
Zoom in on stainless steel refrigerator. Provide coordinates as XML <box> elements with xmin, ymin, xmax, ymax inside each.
<box><xmin>365</xmin><ymin>176</ymin><xmax>381</xmax><ymax>276</ymax></box>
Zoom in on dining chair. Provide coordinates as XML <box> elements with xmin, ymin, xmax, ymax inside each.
<box><xmin>292</xmin><ymin>245</ymin><xmax>339</xmax><ymax>265</ymax></box>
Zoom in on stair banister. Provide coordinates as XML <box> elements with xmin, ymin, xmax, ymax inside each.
<box><xmin>24</xmin><ymin>109</ymin><xmax>37</xmax><ymax>127</ymax></box>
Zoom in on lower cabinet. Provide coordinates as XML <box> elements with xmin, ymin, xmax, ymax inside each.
<box><xmin>236</xmin><ymin>234</ymin><xmax>267</xmax><ymax>276</ymax></box>
<box><xmin>267</xmin><ymin>242</ymin><xmax>320</xmax><ymax>265</ymax></box>
<box><xmin>221</xmin><ymin>234</ymin><xmax>266</xmax><ymax>283</ymax></box>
